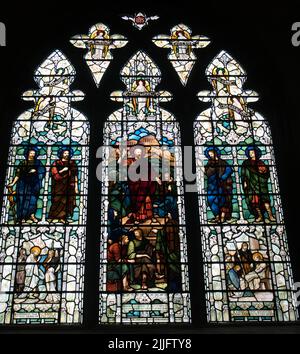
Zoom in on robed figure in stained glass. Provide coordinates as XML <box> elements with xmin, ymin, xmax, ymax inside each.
<box><xmin>7</xmin><ymin>147</ymin><xmax>45</xmax><ymax>223</ymax></box>
<box><xmin>129</xmin><ymin>79</ymin><xmax>154</xmax><ymax>117</ymax></box>
<box><xmin>234</xmin><ymin>242</ymin><xmax>253</xmax><ymax>276</ymax></box>
<box><xmin>48</xmin><ymin>148</ymin><xmax>79</xmax><ymax>222</ymax></box>
<box><xmin>16</xmin><ymin>246</ymin><xmax>42</xmax><ymax>302</ymax></box>
<box><xmin>204</xmin><ymin>147</ymin><xmax>233</xmax><ymax>223</ymax></box>
<box><xmin>15</xmin><ymin>249</ymin><xmax>27</xmax><ymax>293</ymax></box>
<box><xmin>127</xmin><ymin>228</ymin><xmax>156</xmax><ymax>290</ymax></box>
<box><xmin>241</xmin><ymin>146</ymin><xmax>275</xmax><ymax>222</ymax></box>
<box><xmin>153</xmin><ymin>172</ymin><xmax>178</xmax><ymax>220</ymax></box>
<box><xmin>43</xmin><ymin>249</ymin><xmax>61</xmax><ymax>303</ymax></box>
<box><xmin>124</xmin><ymin>146</ymin><xmax>161</xmax><ymax>223</ymax></box>
<box><xmin>107</xmin><ymin>234</ymin><xmax>132</xmax><ymax>292</ymax></box>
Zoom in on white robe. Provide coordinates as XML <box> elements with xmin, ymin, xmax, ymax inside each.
<box><xmin>23</xmin><ymin>254</ymin><xmax>40</xmax><ymax>292</ymax></box>
<box><xmin>45</xmin><ymin>267</ymin><xmax>60</xmax><ymax>303</ymax></box>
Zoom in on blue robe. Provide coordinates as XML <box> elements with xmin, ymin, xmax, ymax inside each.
<box><xmin>15</xmin><ymin>159</ymin><xmax>45</xmax><ymax>221</ymax></box>
<box><xmin>205</xmin><ymin>158</ymin><xmax>233</xmax><ymax>219</ymax></box>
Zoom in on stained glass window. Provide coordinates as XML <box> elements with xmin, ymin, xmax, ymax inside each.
<box><xmin>0</xmin><ymin>12</ymin><xmax>298</xmax><ymax>331</ymax></box>
<box><xmin>153</xmin><ymin>24</ymin><xmax>210</xmax><ymax>86</ymax></box>
<box><xmin>0</xmin><ymin>50</ymin><xmax>89</xmax><ymax>324</ymax></box>
<box><xmin>121</xmin><ymin>12</ymin><xmax>159</xmax><ymax>30</ymax></box>
<box><xmin>194</xmin><ymin>50</ymin><xmax>297</xmax><ymax>322</ymax></box>
<box><xmin>99</xmin><ymin>51</ymin><xmax>191</xmax><ymax>324</ymax></box>
<box><xmin>70</xmin><ymin>23</ymin><xmax>128</xmax><ymax>88</ymax></box>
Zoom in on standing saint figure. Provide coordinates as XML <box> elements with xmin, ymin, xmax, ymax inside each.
<box><xmin>128</xmin><ymin>79</ymin><xmax>155</xmax><ymax>117</ymax></box>
<box><xmin>7</xmin><ymin>146</ymin><xmax>45</xmax><ymax>223</ymax></box>
<box><xmin>15</xmin><ymin>248</ymin><xmax>27</xmax><ymax>293</ymax></box>
<box><xmin>16</xmin><ymin>246</ymin><xmax>42</xmax><ymax>302</ymax></box>
<box><xmin>204</xmin><ymin>147</ymin><xmax>233</xmax><ymax>223</ymax></box>
<box><xmin>48</xmin><ymin>147</ymin><xmax>79</xmax><ymax>222</ymax></box>
<box><xmin>241</xmin><ymin>146</ymin><xmax>276</xmax><ymax>222</ymax></box>
<box><xmin>126</xmin><ymin>146</ymin><xmax>161</xmax><ymax>223</ymax></box>
<box><xmin>43</xmin><ymin>249</ymin><xmax>60</xmax><ymax>303</ymax></box>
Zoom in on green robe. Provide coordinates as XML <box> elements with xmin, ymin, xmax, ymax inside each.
<box><xmin>127</xmin><ymin>238</ymin><xmax>155</xmax><ymax>283</ymax></box>
<box><xmin>241</xmin><ymin>158</ymin><xmax>270</xmax><ymax>216</ymax></box>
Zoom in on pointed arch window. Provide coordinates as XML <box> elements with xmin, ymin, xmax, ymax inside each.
<box><xmin>194</xmin><ymin>51</ymin><xmax>297</xmax><ymax>322</ymax></box>
<box><xmin>0</xmin><ymin>16</ymin><xmax>298</xmax><ymax>330</ymax></box>
<box><xmin>99</xmin><ymin>51</ymin><xmax>191</xmax><ymax>324</ymax></box>
<box><xmin>0</xmin><ymin>50</ymin><xmax>89</xmax><ymax>324</ymax></box>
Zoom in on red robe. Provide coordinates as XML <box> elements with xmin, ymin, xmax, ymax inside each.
<box><xmin>48</xmin><ymin>159</ymin><xmax>78</xmax><ymax>220</ymax></box>
<box><xmin>127</xmin><ymin>157</ymin><xmax>157</xmax><ymax>221</ymax></box>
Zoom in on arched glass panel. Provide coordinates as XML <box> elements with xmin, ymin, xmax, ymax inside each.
<box><xmin>99</xmin><ymin>51</ymin><xmax>191</xmax><ymax>324</ymax></box>
<box><xmin>194</xmin><ymin>50</ymin><xmax>297</xmax><ymax>322</ymax></box>
<box><xmin>0</xmin><ymin>50</ymin><xmax>89</xmax><ymax>324</ymax></box>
